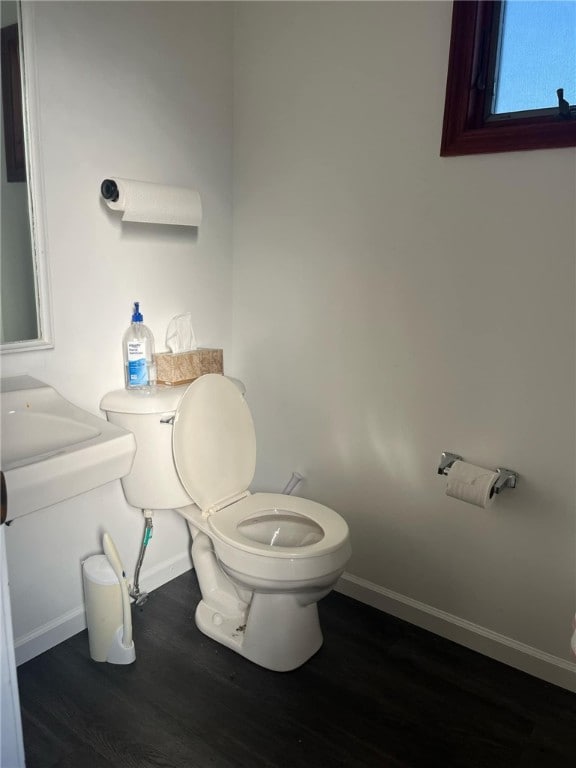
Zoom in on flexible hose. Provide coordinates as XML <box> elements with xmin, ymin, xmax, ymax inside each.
<box><xmin>130</xmin><ymin>510</ymin><xmax>153</xmax><ymax>605</ymax></box>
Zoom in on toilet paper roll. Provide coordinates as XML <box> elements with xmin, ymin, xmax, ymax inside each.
<box><xmin>445</xmin><ymin>460</ymin><xmax>499</xmax><ymax>508</ymax></box>
<box><xmin>102</xmin><ymin>178</ymin><xmax>202</xmax><ymax>226</ymax></box>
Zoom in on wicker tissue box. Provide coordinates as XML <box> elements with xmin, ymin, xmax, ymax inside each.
<box><xmin>154</xmin><ymin>348</ymin><xmax>223</xmax><ymax>386</ymax></box>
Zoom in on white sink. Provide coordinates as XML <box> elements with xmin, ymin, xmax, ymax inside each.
<box><xmin>1</xmin><ymin>376</ymin><xmax>136</xmax><ymax>519</ymax></box>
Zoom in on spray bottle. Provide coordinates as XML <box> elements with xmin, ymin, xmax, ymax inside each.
<box><xmin>123</xmin><ymin>302</ymin><xmax>156</xmax><ymax>389</ymax></box>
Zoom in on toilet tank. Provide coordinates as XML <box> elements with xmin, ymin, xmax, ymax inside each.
<box><xmin>100</xmin><ymin>386</ymin><xmax>192</xmax><ymax>511</ymax></box>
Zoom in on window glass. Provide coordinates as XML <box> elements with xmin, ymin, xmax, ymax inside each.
<box><xmin>493</xmin><ymin>0</ymin><xmax>576</xmax><ymax>115</ymax></box>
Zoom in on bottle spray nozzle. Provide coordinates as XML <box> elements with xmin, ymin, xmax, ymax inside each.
<box><xmin>131</xmin><ymin>302</ymin><xmax>143</xmax><ymax>323</ymax></box>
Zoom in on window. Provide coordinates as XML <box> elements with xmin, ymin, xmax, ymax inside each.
<box><xmin>440</xmin><ymin>0</ymin><xmax>576</xmax><ymax>156</ymax></box>
<box><xmin>493</xmin><ymin>1</ymin><xmax>576</xmax><ymax>116</ymax></box>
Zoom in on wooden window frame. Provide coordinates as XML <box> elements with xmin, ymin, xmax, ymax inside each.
<box><xmin>440</xmin><ymin>0</ymin><xmax>576</xmax><ymax>156</ymax></box>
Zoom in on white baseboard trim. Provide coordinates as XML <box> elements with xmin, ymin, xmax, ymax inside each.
<box><xmin>15</xmin><ymin>606</ymin><xmax>86</xmax><ymax>667</ymax></box>
<box><xmin>15</xmin><ymin>552</ymin><xmax>192</xmax><ymax>666</ymax></box>
<box><xmin>138</xmin><ymin>551</ymin><xmax>192</xmax><ymax>595</ymax></box>
<box><xmin>336</xmin><ymin>572</ymin><xmax>576</xmax><ymax>693</ymax></box>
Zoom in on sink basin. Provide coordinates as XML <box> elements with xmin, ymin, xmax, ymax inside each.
<box><xmin>3</xmin><ymin>412</ymin><xmax>101</xmax><ymax>467</ymax></box>
<box><xmin>1</xmin><ymin>376</ymin><xmax>136</xmax><ymax>519</ymax></box>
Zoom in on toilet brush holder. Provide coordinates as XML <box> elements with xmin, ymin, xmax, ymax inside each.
<box><xmin>82</xmin><ymin>552</ymin><xmax>136</xmax><ymax>664</ymax></box>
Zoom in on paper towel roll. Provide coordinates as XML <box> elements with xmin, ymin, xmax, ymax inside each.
<box><xmin>445</xmin><ymin>460</ymin><xmax>499</xmax><ymax>508</ymax></box>
<box><xmin>102</xmin><ymin>178</ymin><xmax>202</xmax><ymax>226</ymax></box>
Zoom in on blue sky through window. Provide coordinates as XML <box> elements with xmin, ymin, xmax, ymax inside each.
<box><xmin>493</xmin><ymin>0</ymin><xmax>576</xmax><ymax>114</ymax></box>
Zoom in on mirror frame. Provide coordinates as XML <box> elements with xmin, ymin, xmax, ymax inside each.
<box><xmin>1</xmin><ymin>2</ymin><xmax>53</xmax><ymax>354</ymax></box>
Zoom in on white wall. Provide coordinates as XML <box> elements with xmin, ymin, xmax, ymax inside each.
<box><xmin>2</xmin><ymin>1</ymin><xmax>234</xmax><ymax>661</ymax></box>
<box><xmin>231</xmin><ymin>2</ymin><xmax>576</xmax><ymax>688</ymax></box>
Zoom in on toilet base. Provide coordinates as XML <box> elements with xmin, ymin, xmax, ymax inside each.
<box><xmin>195</xmin><ymin>591</ymin><xmax>323</xmax><ymax>672</ymax></box>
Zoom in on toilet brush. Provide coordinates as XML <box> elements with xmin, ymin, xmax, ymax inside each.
<box><xmin>102</xmin><ymin>532</ymin><xmax>136</xmax><ymax>664</ymax></box>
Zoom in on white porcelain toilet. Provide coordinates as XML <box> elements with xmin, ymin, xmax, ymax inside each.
<box><xmin>101</xmin><ymin>374</ymin><xmax>351</xmax><ymax>671</ymax></box>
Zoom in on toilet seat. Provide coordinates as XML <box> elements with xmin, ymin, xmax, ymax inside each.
<box><xmin>173</xmin><ymin>374</ymin><xmax>257</xmax><ymax>514</ymax></box>
<box><xmin>173</xmin><ymin>375</ymin><xmax>348</xmax><ymax>561</ymax></box>
<box><xmin>207</xmin><ymin>492</ymin><xmax>350</xmax><ymax>559</ymax></box>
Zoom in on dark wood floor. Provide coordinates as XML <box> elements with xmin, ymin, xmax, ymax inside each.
<box><xmin>17</xmin><ymin>570</ymin><xmax>576</xmax><ymax>768</ymax></box>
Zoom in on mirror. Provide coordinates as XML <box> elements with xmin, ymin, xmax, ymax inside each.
<box><xmin>1</xmin><ymin>0</ymin><xmax>52</xmax><ymax>352</ymax></box>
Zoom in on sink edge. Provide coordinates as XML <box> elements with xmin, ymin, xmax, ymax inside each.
<box><xmin>3</xmin><ymin>431</ymin><xmax>136</xmax><ymax>520</ymax></box>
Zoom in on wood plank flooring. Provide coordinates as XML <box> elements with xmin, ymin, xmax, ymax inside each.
<box><xmin>17</xmin><ymin>570</ymin><xmax>576</xmax><ymax>768</ymax></box>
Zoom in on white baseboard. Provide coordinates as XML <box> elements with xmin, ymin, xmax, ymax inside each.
<box><xmin>15</xmin><ymin>606</ymin><xmax>87</xmax><ymax>667</ymax></box>
<box><xmin>336</xmin><ymin>572</ymin><xmax>576</xmax><ymax>694</ymax></box>
<box><xmin>16</xmin><ymin>559</ymin><xmax>576</xmax><ymax>693</ymax></box>
<box><xmin>15</xmin><ymin>553</ymin><xmax>192</xmax><ymax>666</ymax></box>
<box><xmin>138</xmin><ymin>551</ymin><xmax>192</xmax><ymax>595</ymax></box>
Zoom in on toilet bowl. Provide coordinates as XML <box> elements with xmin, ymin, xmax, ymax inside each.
<box><xmin>101</xmin><ymin>374</ymin><xmax>351</xmax><ymax>671</ymax></box>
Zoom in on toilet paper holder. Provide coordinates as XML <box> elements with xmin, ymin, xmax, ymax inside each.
<box><xmin>437</xmin><ymin>451</ymin><xmax>518</xmax><ymax>494</ymax></box>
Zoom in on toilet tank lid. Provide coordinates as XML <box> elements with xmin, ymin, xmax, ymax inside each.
<box><xmin>100</xmin><ymin>385</ymin><xmax>189</xmax><ymax>415</ymax></box>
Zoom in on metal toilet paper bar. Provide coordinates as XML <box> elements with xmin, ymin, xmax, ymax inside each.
<box><xmin>437</xmin><ymin>451</ymin><xmax>518</xmax><ymax>495</ymax></box>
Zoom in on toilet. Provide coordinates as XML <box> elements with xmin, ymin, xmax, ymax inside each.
<box><xmin>101</xmin><ymin>374</ymin><xmax>351</xmax><ymax>672</ymax></box>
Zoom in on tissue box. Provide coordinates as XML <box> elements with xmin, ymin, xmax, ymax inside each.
<box><xmin>154</xmin><ymin>348</ymin><xmax>223</xmax><ymax>386</ymax></box>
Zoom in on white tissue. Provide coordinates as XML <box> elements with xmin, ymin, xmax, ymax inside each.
<box><xmin>445</xmin><ymin>460</ymin><xmax>499</xmax><ymax>508</ymax></box>
<box><xmin>166</xmin><ymin>313</ymin><xmax>197</xmax><ymax>353</ymax></box>
<box><xmin>104</xmin><ymin>178</ymin><xmax>202</xmax><ymax>226</ymax></box>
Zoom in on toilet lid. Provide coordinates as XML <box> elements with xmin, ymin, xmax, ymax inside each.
<box><xmin>173</xmin><ymin>374</ymin><xmax>257</xmax><ymax>513</ymax></box>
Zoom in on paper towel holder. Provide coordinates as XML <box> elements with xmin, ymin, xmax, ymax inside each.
<box><xmin>101</xmin><ymin>179</ymin><xmax>119</xmax><ymax>202</ymax></box>
<box><xmin>437</xmin><ymin>451</ymin><xmax>518</xmax><ymax>495</ymax></box>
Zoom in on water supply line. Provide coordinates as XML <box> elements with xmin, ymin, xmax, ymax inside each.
<box><xmin>130</xmin><ymin>509</ymin><xmax>153</xmax><ymax>606</ymax></box>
